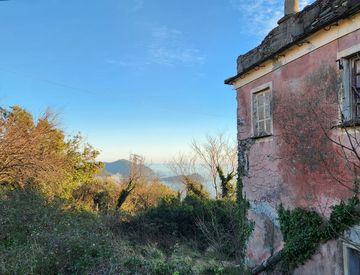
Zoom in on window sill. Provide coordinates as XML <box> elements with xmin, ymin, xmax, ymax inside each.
<box><xmin>251</xmin><ymin>133</ymin><xmax>273</xmax><ymax>140</ymax></box>
<box><xmin>337</xmin><ymin>119</ymin><xmax>360</xmax><ymax>128</ymax></box>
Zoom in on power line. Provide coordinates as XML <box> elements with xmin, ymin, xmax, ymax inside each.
<box><xmin>0</xmin><ymin>66</ymin><xmax>228</xmax><ymax>118</ymax></box>
<box><xmin>0</xmin><ymin>67</ymin><xmax>100</xmax><ymax>96</ymax></box>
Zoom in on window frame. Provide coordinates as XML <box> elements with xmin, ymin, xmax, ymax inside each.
<box><xmin>338</xmin><ymin>47</ymin><xmax>360</xmax><ymax>125</ymax></box>
<box><xmin>343</xmin><ymin>242</ymin><xmax>360</xmax><ymax>275</ymax></box>
<box><xmin>350</xmin><ymin>56</ymin><xmax>360</xmax><ymax>119</ymax></box>
<box><xmin>250</xmin><ymin>82</ymin><xmax>273</xmax><ymax>138</ymax></box>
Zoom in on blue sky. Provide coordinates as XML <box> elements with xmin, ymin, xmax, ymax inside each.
<box><xmin>0</xmin><ymin>0</ymin><xmax>312</xmax><ymax>162</ymax></box>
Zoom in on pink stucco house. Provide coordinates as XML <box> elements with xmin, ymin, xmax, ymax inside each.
<box><xmin>225</xmin><ymin>0</ymin><xmax>360</xmax><ymax>274</ymax></box>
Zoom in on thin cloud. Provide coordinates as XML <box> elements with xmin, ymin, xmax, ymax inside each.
<box><xmin>105</xmin><ymin>26</ymin><xmax>205</xmax><ymax>69</ymax></box>
<box><xmin>229</xmin><ymin>0</ymin><xmax>282</xmax><ymax>35</ymax></box>
<box><xmin>230</xmin><ymin>0</ymin><xmax>314</xmax><ymax>36</ymax></box>
<box><xmin>148</xmin><ymin>26</ymin><xmax>205</xmax><ymax>66</ymax></box>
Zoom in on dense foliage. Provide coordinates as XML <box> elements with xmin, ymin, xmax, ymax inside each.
<box><xmin>278</xmin><ymin>195</ymin><xmax>360</xmax><ymax>272</ymax></box>
<box><xmin>0</xmin><ymin>106</ymin><xmax>103</xmax><ymax>199</ymax></box>
<box><xmin>124</xmin><ymin>194</ymin><xmax>252</xmax><ymax>264</ymax></box>
<box><xmin>0</xmin><ymin>188</ymin><xmax>231</xmax><ymax>274</ymax></box>
<box><xmin>73</xmin><ymin>177</ymin><xmax>176</xmax><ymax>213</ymax></box>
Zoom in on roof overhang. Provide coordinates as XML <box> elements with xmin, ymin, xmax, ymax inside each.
<box><xmin>225</xmin><ymin>0</ymin><xmax>360</xmax><ymax>86</ymax></box>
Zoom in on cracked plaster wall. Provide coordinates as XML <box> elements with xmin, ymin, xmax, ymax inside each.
<box><xmin>237</xmin><ymin>28</ymin><xmax>360</xmax><ymax>272</ymax></box>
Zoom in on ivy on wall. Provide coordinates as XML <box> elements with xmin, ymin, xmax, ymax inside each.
<box><xmin>277</xmin><ymin>194</ymin><xmax>360</xmax><ymax>272</ymax></box>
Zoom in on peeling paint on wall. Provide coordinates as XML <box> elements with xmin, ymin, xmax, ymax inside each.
<box><xmin>235</xmin><ymin>25</ymin><xmax>360</xmax><ymax>271</ymax></box>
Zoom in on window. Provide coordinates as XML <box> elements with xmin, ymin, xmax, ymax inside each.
<box><xmin>351</xmin><ymin>57</ymin><xmax>360</xmax><ymax>118</ymax></box>
<box><xmin>343</xmin><ymin>243</ymin><xmax>360</xmax><ymax>275</ymax></box>
<box><xmin>252</xmin><ymin>88</ymin><xmax>272</xmax><ymax>137</ymax></box>
<box><xmin>341</xmin><ymin>54</ymin><xmax>360</xmax><ymax>123</ymax></box>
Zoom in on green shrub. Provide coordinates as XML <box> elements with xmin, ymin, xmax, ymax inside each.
<box><xmin>123</xmin><ymin>195</ymin><xmax>203</xmax><ymax>249</ymax></box>
<box><xmin>72</xmin><ymin>178</ymin><xmax>120</xmax><ymax>211</ymax></box>
<box><xmin>196</xmin><ymin>199</ymin><xmax>253</xmax><ymax>261</ymax></box>
<box><xmin>124</xmin><ymin>194</ymin><xmax>252</xmax><ymax>261</ymax></box>
<box><xmin>0</xmin><ymin>188</ymin><xmax>113</xmax><ymax>274</ymax></box>
<box><xmin>0</xmin><ymin>188</ymin><xmax>228</xmax><ymax>274</ymax></box>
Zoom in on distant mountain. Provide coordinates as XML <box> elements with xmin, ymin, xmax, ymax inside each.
<box><xmin>161</xmin><ymin>173</ymin><xmax>206</xmax><ymax>184</ymax></box>
<box><xmin>102</xmin><ymin>159</ymin><xmax>156</xmax><ymax>178</ymax></box>
<box><xmin>149</xmin><ymin>163</ymin><xmax>173</xmax><ymax>178</ymax></box>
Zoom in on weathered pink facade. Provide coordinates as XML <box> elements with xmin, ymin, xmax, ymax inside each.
<box><xmin>226</xmin><ymin>0</ymin><xmax>360</xmax><ymax>274</ymax></box>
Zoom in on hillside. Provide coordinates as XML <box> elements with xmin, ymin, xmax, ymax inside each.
<box><xmin>102</xmin><ymin>159</ymin><xmax>156</xmax><ymax>178</ymax></box>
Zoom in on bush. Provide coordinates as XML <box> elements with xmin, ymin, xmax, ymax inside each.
<box><xmin>73</xmin><ymin>178</ymin><xmax>176</xmax><ymax>215</ymax></box>
<box><xmin>196</xmin><ymin>199</ymin><xmax>253</xmax><ymax>261</ymax></box>
<box><xmin>124</xmin><ymin>194</ymin><xmax>251</xmax><ymax>261</ymax></box>
<box><xmin>120</xmin><ymin>180</ymin><xmax>177</xmax><ymax>214</ymax></box>
<box><xmin>0</xmin><ymin>188</ymin><xmax>113</xmax><ymax>274</ymax></box>
<box><xmin>73</xmin><ymin>178</ymin><xmax>120</xmax><ymax>211</ymax></box>
<box><xmin>122</xmin><ymin>195</ymin><xmax>201</xmax><ymax>249</ymax></box>
<box><xmin>0</xmin><ymin>188</ymin><xmax>227</xmax><ymax>274</ymax></box>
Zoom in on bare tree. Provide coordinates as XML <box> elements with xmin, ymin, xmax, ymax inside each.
<box><xmin>116</xmin><ymin>154</ymin><xmax>145</xmax><ymax>210</ymax></box>
<box><xmin>191</xmin><ymin>133</ymin><xmax>237</xmax><ymax>199</ymax></box>
<box><xmin>168</xmin><ymin>153</ymin><xmax>209</xmax><ymax>199</ymax></box>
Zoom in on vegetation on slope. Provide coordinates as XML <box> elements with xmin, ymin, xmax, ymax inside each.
<box><xmin>0</xmin><ymin>188</ymin><xmax>226</xmax><ymax>274</ymax></box>
<box><xmin>0</xmin><ymin>106</ymin><xmax>252</xmax><ymax>274</ymax></box>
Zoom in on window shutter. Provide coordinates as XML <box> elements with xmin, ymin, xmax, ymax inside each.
<box><xmin>354</xmin><ymin>59</ymin><xmax>360</xmax><ymax>118</ymax></box>
<box><xmin>341</xmin><ymin>59</ymin><xmax>352</xmax><ymax>122</ymax></box>
<box><xmin>252</xmin><ymin>94</ymin><xmax>258</xmax><ymax>136</ymax></box>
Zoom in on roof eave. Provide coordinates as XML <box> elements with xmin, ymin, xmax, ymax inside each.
<box><xmin>224</xmin><ymin>0</ymin><xmax>360</xmax><ymax>87</ymax></box>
